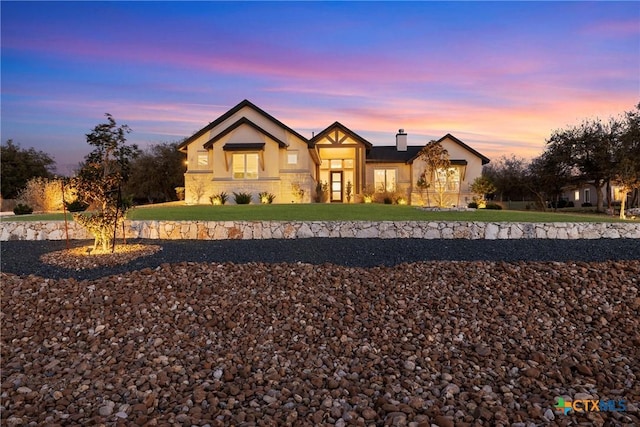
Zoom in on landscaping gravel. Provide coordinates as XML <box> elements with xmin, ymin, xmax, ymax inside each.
<box><xmin>1</xmin><ymin>239</ymin><xmax>639</xmax><ymax>426</ymax></box>
<box><xmin>2</xmin><ymin>238</ymin><xmax>640</xmax><ymax>280</ymax></box>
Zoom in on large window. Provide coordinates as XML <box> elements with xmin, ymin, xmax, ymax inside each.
<box><xmin>434</xmin><ymin>167</ymin><xmax>460</xmax><ymax>192</ymax></box>
<box><xmin>233</xmin><ymin>153</ymin><xmax>259</xmax><ymax>179</ymax></box>
<box><xmin>374</xmin><ymin>169</ymin><xmax>396</xmax><ymax>192</ymax></box>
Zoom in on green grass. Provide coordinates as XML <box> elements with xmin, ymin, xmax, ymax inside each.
<box><xmin>2</xmin><ymin>203</ymin><xmax>636</xmax><ymax>223</ymax></box>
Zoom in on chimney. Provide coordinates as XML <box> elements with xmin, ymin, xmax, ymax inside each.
<box><xmin>396</xmin><ymin>129</ymin><xmax>407</xmax><ymax>151</ymax></box>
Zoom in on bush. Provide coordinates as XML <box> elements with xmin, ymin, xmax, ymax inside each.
<box><xmin>210</xmin><ymin>192</ymin><xmax>228</xmax><ymax>205</ymax></box>
<box><xmin>485</xmin><ymin>203</ymin><xmax>503</xmax><ymax>210</ymax></box>
<box><xmin>581</xmin><ymin>202</ymin><xmax>592</xmax><ymax>207</ymax></box>
<box><xmin>259</xmin><ymin>192</ymin><xmax>276</xmax><ymax>204</ymax></box>
<box><xmin>16</xmin><ymin>177</ymin><xmax>74</xmax><ymax>212</ymax></box>
<box><xmin>65</xmin><ymin>199</ymin><xmax>89</xmax><ymax>212</ymax></box>
<box><xmin>13</xmin><ymin>203</ymin><xmax>33</xmax><ymax>215</ymax></box>
<box><xmin>233</xmin><ymin>192</ymin><xmax>252</xmax><ymax>204</ymax></box>
<box><xmin>566</xmin><ymin>201</ymin><xmax>574</xmax><ymax>208</ymax></box>
<box><xmin>315</xmin><ymin>181</ymin><xmax>329</xmax><ymax>203</ymax></box>
<box><xmin>383</xmin><ymin>196</ymin><xmax>393</xmax><ymax>204</ymax></box>
<box><xmin>468</xmin><ymin>201</ymin><xmax>478</xmax><ymax>209</ymax></box>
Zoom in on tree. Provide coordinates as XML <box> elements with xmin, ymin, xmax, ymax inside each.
<box><xmin>612</xmin><ymin>104</ymin><xmax>640</xmax><ymax>218</ymax></box>
<box><xmin>125</xmin><ymin>141</ymin><xmax>186</xmax><ymax>204</ymax></box>
<box><xmin>72</xmin><ymin>114</ymin><xmax>139</xmax><ymax>251</ymax></box>
<box><xmin>482</xmin><ymin>155</ymin><xmax>530</xmax><ymax>202</ymax></box>
<box><xmin>525</xmin><ymin>150</ymin><xmax>572</xmax><ymax>211</ymax></box>
<box><xmin>470</xmin><ymin>176</ymin><xmax>497</xmax><ymax>208</ymax></box>
<box><xmin>546</xmin><ymin>118</ymin><xmax>617</xmax><ymax>212</ymax></box>
<box><xmin>1</xmin><ymin>139</ymin><xmax>55</xmax><ymax>199</ymax></box>
<box><xmin>418</xmin><ymin>140</ymin><xmax>452</xmax><ymax>207</ymax></box>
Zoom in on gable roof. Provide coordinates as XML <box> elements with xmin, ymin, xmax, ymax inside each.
<box><xmin>310</xmin><ymin>121</ymin><xmax>373</xmax><ymax>149</ymax></box>
<box><xmin>442</xmin><ymin>133</ymin><xmax>490</xmax><ymax>165</ymax></box>
<box><xmin>406</xmin><ymin>133</ymin><xmax>490</xmax><ymax>165</ymax></box>
<box><xmin>178</xmin><ymin>99</ymin><xmax>310</xmax><ymax>151</ymax></box>
<box><xmin>202</xmin><ymin>117</ymin><xmax>287</xmax><ymax>149</ymax></box>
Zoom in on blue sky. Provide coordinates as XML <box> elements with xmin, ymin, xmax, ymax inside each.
<box><xmin>2</xmin><ymin>1</ymin><xmax>638</xmax><ymax>175</ymax></box>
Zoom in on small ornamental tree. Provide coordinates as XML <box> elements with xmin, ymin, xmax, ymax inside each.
<box><xmin>419</xmin><ymin>140</ymin><xmax>452</xmax><ymax>207</ymax></box>
<box><xmin>72</xmin><ymin>114</ymin><xmax>139</xmax><ymax>251</ymax></box>
<box><xmin>470</xmin><ymin>176</ymin><xmax>497</xmax><ymax>208</ymax></box>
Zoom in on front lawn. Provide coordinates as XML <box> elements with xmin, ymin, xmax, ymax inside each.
<box><xmin>3</xmin><ymin>203</ymin><xmax>635</xmax><ymax>222</ymax></box>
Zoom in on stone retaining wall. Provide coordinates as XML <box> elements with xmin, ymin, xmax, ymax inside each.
<box><xmin>1</xmin><ymin>220</ymin><xmax>639</xmax><ymax>241</ymax></box>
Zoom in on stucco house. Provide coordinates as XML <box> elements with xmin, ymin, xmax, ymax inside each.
<box><xmin>178</xmin><ymin>100</ymin><xmax>489</xmax><ymax>205</ymax></box>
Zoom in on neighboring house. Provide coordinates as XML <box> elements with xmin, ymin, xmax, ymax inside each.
<box><xmin>561</xmin><ymin>182</ymin><xmax>636</xmax><ymax>207</ymax></box>
<box><xmin>178</xmin><ymin>100</ymin><xmax>490</xmax><ymax>205</ymax></box>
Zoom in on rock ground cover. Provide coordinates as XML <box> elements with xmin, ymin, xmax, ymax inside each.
<box><xmin>1</xmin><ymin>259</ymin><xmax>639</xmax><ymax>426</ymax></box>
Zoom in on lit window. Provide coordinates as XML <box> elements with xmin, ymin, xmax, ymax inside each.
<box><xmin>330</xmin><ymin>159</ymin><xmax>342</xmax><ymax>169</ymax></box>
<box><xmin>434</xmin><ymin>167</ymin><xmax>460</xmax><ymax>192</ymax></box>
<box><xmin>344</xmin><ymin>159</ymin><xmax>354</xmax><ymax>169</ymax></box>
<box><xmin>575</xmin><ymin>190</ymin><xmax>580</xmax><ymax>201</ymax></box>
<box><xmin>374</xmin><ymin>169</ymin><xmax>396</xmax><ymax>192</ymax></box>
<box><xmin>287</xmin><ymin>152</ymin><xmax>298</xmax><ymax>165</ymax></box>
<box><xmin>233</xmin><ymin>153</ymin><xmax>259</xmax><ymax>179</ymax></box>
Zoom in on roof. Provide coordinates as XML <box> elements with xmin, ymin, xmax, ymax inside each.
<box><xmin>367</xmin><ymin>146</ymin><xmax>469</xmax><ymax>165</ymax></box>
<box><xmin>406</xmin><ymin>133</ymin><xmax>490</xmax><ymax>165</ymax></box>
<box><xmin>178</xmin><ymin>99</ymin><xmax>310</xmax><ymax>151</ymax></box>
<box><xmin>202</xmin><ymin>117</ymin><xmax>287</xmax><ymax>149</ymax></box>
<box><xmin>366</xmin><ymin>146</ymin><xmax>423</xmax><ymax>163</ymax></box>
<box><xmin>223</xmin><ymin>143</ymin><xmax>265</xmax><ymax>151</ymax></box>
<box><xmin>310</xmin><ymin>121</ymin><xmax>373</xmax><ymax>149</ymax></box>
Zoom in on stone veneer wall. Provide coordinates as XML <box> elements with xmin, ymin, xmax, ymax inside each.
<box><xmin>1</xmin><ymin>220</ymin><xmax>639</xmax><ymax>241</ymax></box>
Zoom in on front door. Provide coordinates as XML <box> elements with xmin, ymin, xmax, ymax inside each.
<box><xmin>331</xmin><ymin>171</ymin><xmax>343</xmax><ymax>202</ymax></box>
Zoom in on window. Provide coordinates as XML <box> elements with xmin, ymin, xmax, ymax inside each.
<box><xmin>434</xmin><ymin>167</ymin><xmax>460</xmax><ymax>192</ymax></box>
<box><xmin>574</xmin><ymin>190</ymin><xmax>580</xmax><ymax>201</ymax></box>
<box><xmin>330</xmin><ymin>159</ymin><xmax>342</xmax><ymax>169</ymax></box>
<box><xmin>374</xmin><ymin>169</ymin><xmax>396</xmax><ymax>192</ymax></box>
<box><xmin>584</xmin><ymin>189</ymin><xmax>591</xmax><ymax>203</ymax></box>
<box><xmin>287</xmin><ymin>152</ymin><xmax>298</xmax><ymax>165</ymax></box>
<box><xmin>233</xmin><ymin>153</ymin><xmax>259</xmax><ymax>179</ymax></box>
<box><xmin>197</xmin><ymin>152</ymin><xmax>208</xmax><ymax>167</ymax></box>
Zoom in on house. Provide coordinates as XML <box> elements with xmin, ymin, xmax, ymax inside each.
<box><xmin>560</xmin><ymin>181</ymin><xmax>637</xmax><ymax>209</ymax></box>
<box><xmin>178</xmin><ymin>100</ymin><xmax>490</xmax><ymax>205</ymax></box>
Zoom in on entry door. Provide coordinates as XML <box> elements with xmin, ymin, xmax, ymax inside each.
<box><xmin>331</xmin><ymin>171</ymin><xmax>343</xmax><ymax>202</ymax></box>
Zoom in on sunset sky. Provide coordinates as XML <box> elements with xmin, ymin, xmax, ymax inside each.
<box><xmin>2</xmin><ymin>1</ymin><xmax>638</xmax><ymax>175</ymax></box>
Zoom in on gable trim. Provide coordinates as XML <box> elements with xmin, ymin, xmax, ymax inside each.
<box><xmin>179</xmin><ymin>99</ymin><xmax>310</xmax><ymax>151</ymax></box>
<box><xmin>311</xmin><ymin>121</ymin><xmax>373</xmax><ymax>149</ymax></box>
<box><xmin>202</xmin><ymin>117</ymin><xmax>288</xmax><ymax>150</ymax></box>
<box><xmin>406</xmin><ymin>134</ymin><xmax>490</xmax><ymax>165</ymax></box>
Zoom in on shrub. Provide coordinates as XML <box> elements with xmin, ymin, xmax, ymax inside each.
<box><xmin>468</xmin><ymin>201</ymin><xmax>478</xmax><ymax>209</ymax></box>
<box><xmin>210</xmin><ymin>192</ymin><xmax>228</xmax><ymax>205</ymax></box>
<box><xmin>259</xmin><ymin>192</ymin><xmax>276</xmax><ymax>204</ymax></box>
<box><xmin>346</xmin><ymin>181</ymin><xmax>353</xmax><ymax>203</ymax></box>
<box><xmin>65</xmin><ymin>199</ymin><xmax>89</xmax><ymax>212</ymax></box>
<box><xmin>315</xmin><ymin>181</ymin><xmax>329</xmax><ymax>203</ymax></box>
<box><xmin>485</xmin><ymin>203</ymin><xmax>503</xmax><ymax>210</ymax></box>
<box><xmin>233</xmin><ymin>192</ymin><xmax>252</xmax><ymax>204</ymax></box>
<box><xmin>175</xmin><ymin>187</ymin><xmax>185</xmax><ymax>201</ymax></box>
<box><xmin>16</xmin><ymin>177</ymin><xmax>74</xmax><ymax>212</ymax></box>
<box><xmin>13</xmin><ymin>203</ymin><xmax>34</xmax><ymax>215</ymax></box>
<box><xmin>581</xmin><ymin>202</ymin><xmax>592</xmax><ymax>207</ymax></box>
<box><xmin>362</xmin><ymin>186</ymin><xmax>375</xmax><ymax>204</ymax></box>
<box><xmin>566</xmin><ymin>201</ymin><xmax>574</xmax><ymax>208</ymax></box>
<box><xmin>383</xmin><ymin>195</ymin><xmax>393</xmax><ymax>204</ymax></box>
<box><xmin>395</xmin><ymin>196</ymin><xmax>408</xmax><ymax>205</ymax></box>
